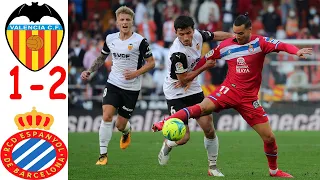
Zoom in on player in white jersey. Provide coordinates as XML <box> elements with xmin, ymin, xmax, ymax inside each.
<box><xmin>81</xmin><ymin>6</ymin><xmax>155</xmax><ymax>165</ymax></box>
<box><xmin>156</xmin><ymin>15</ymin><xmax>232</xmax><ymax>176</ymax></box>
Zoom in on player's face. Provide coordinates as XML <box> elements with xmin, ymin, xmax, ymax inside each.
<box><xmin>117</xmin><ymin>13</ymin><xmax>133</xmax><ymax>34</ymax></box>
<box><xmin>176</xmin><ymin>27</ymin><xmax>194</xmax><ymax>46</ymax></box>
<box><xmin>233</xmin><ymin>24</ymin><xmax>251</xmax><ymax>45</ymax></box>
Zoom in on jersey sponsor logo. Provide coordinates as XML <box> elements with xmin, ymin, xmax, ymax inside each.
<box><xmin>112</xmin><ymin>53</ymin><xmax>130</xmax><ymax>60</ymax></box>
<box><xmin>128</xmin><ymin>43</ymin><xmax>133</xmax><ymax>50</ymax></box>
<box><xmin>175</xmin><ymin>62</ymin><xmax>184</xmax><ymax>72</ymax></box>
<box><xmin>1</xmin><ymin>107</ymin><xmax>68</xmax><ymax>179</ymax></box>
<box><xmin>236</xmin><ymin>57</ymin><xmax>250</xmax><ymax>73</ymax></box>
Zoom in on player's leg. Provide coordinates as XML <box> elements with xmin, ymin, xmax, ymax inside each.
<box><xmin>96</xmin><ymin>84</ymin><xmax>121</xmax><ymax>165</ymax></box>
<box><xmin>158</xmin><ymin>99</ymin><xmax>191</xmax><ymax>165</ymax></box>
<box><xmin>197</xmin><ymin>115</ymin><xmax>224</xmax><ymax>177</ymax></box>
<box><xmin>117</xmin><ymin>88</ymin><xmax>140</xmax><ymax>149</ymax></box>
<box><xmin>252</xmin><ymin>122</ymin><xmax>293</xmax><ymax>178</ymax></box>
<box><xmin>96</xmin><ymin>104</ymin><xmax>117</xmax><ymax>165</ymax></box>
<box><xmin>116</xmin><ymin>114</ymin><xmax>131</xmax><ymax>150</ymax></box>
<box><xmin>237</xmin><ymin>100</ymin><xmax>293</xmax><ymax>178</ymax></box>
<box><xmin>152</xmin><ymin>98</ymin><xmax>217</xmax><ymax>131</ymax></box>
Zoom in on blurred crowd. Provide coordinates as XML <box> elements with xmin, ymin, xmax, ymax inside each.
<box><xmin>68</xmin><ymin>0</ymin><xmax>320</xmax><ymax>110</ymax></box>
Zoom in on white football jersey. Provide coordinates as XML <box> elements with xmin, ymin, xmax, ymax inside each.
<box><xmin>163</xmin><ymin>29</ymin><xmax>214</xmax><ymax>100</ymax></box>
<box><xmin>101</xmin><ymin>32</ymin><xmax>152</xmax><ymax>91</ymax></box>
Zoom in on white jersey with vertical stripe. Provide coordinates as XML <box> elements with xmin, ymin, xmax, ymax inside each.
<box><xmin>163</xmin><ymin>30</ymin><xmax>205</xmax><ymax>100</ymax></box>
<box><xmin>101</xmin><ymin>32</ymin><xmax>152</xmax><ymax>91</ymax></box>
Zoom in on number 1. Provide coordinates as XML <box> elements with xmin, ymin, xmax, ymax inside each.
<box><xmin>10</xmin><ymin>66</ymin><xmax>22</xmax><ymax>99</ymax></box>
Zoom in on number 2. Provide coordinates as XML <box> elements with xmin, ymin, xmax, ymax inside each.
<box><xmin>219</xmin><ymin>86</ymin><xmax>230</xmax><ymax>94</ymax></box>
<box><xmin>50</xmin><ymin>66</ymin><xmax>66</xmax><ymax>99</ymax></box>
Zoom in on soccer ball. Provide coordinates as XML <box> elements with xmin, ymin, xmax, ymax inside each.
<box><xmin>162</xmin><ymin>118</ymin><xmax>186</xmax><ymax>141</ymax></box>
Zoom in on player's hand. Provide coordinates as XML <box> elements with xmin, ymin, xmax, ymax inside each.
<box><xmin>81</xmin><ymin>71</ymin><xmax>91</xmax><ymax>81</ymax></box>
<box><xmin>296</xmin><ymin>48</ymin><xmax>313</xmax><ymax>59</ymax></box>
<box><xmin>123</xmin><ymin>70</ymin><xmax>138</xmax><ymax>80</ymax></box>
<box><xmin>174</xmin><ymin>81</ymin><xmax>191</xmax><ymax>91</ymax></box>
<box><xmin>204</xmin><ymin>59</ymin><xmax>216</xmax><ymax>69</ymax></box>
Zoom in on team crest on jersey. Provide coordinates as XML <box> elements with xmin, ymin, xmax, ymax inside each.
<box><xmin>128</xmin><ymin>43</ymin><xmax>133</xmax><ymax>50</ymax></box>
<box><xmin>196</xmin><ymin>43</ymin><xmax>200</xmax><ymax>50</ymax></box>
<box><xmin>1</xmin><ymin>107</ymin><xmax>68</xmax><ymax>179</ymax></box>
<box><xmin>248</xmin><ymin>44</ymin><xmax>254</xmax><ymax>53</ymax></box>
<box><xmin>5</xmin><ymin>2</ymin><xmax>65</xmax><ymax>72</ymax></box>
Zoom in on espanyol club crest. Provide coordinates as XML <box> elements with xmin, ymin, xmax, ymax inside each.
<box><xmin>1</xmin><ymin>107</ymin><xmax>68</xmax><ymax>179</ymax></box>
<box><xmin>5</xmin><ymin>2</ymin><xmax>65</xmax><ymax>72</ymax></box>
<box><xmin>248</xmin><ymin>44</ymin><xmax>254</xmax><ymax>53</ymax></box>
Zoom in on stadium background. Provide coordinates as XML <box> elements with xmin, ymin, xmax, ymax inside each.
<box><xmin>68</xmin><ymin>1</ymin><xmax>320</xmax><ymax>179</ymax></box>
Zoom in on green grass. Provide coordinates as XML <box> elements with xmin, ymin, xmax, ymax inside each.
<box><xmin>68</xmin><ymin>131</ymin><xmax>320</xmax><ymax>180</ymax></box>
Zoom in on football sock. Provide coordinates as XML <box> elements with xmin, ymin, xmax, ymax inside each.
<box><xmin>163</xmin><ymin>140</ymin><xmax>177</xmax><ymax>156</ymax></box>
<box><xmin>121</xmin><ymin>121</ymin><xmax>131</xmax><ymax>135</ymax></box>
<box><xmin>99</xmin><ymin>120</ymin><xmax>113</xmax><ymax>154</ymax></box>
<box><xmin>165</xmin><ymin>104</ymin><xmax>202</xmax><ymax>123</ymax></box>
<box><xmin>204</xmin><ymin>136</ymin><xmax>219</xmax><ymax>167</ymax></box>
<box><xmin>264</xmin><ymin>140</ymin><xmax>278</xmax><ymax>172</ymax></box>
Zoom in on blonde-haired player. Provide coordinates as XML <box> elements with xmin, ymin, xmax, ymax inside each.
<box><xmin>81</xmin><ymin>6</ymin><xmax>155</xmax><ymax>165</ymax></box>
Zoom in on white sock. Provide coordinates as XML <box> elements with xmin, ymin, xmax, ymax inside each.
<box><xmin>163</xmin><ymin>140</ymin><xmax>178</xmax><ymax>155</ymax></box>
<box><xmin>166</xmin><ymin>140</ymin><xmax>178</xmax><ymax>148</ymax></box>
<box><xmin>99</xmin><ymin>120</ymin><xmax>113</xmax><ymax>154</ymax></box>
<box><xmin>121</xmin><ymin>121</ymin><xmax>131</xmax><ymax>135</ymax></box>
<box><xmin>269</xmin><ymin>168</ymin><xmax>278</xmax><ymax>175</ymax></box>
<box><xmin>204</xmin><ymin>136</ymin><xmax>219</xmax><ymax>167</ymax></box>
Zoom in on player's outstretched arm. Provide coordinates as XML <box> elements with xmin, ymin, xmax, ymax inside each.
<box><xmin>212</xmin><ymin>31</ymin><xmax>233</xmax><ymax>41</ymax></box>
<box><xmin>276</xmin><ymin>43</ymin><xmax>312</xmax><ymax>58</ymax></box>
<box><xmin>81</xmin><ymin>53</ymin><xmax>108</xmax><ymax>80</ymax></box>
<box><xmin>262</xmin><ymin>37</ymin><xmax>312</xmax><ymax>58</ymax></box>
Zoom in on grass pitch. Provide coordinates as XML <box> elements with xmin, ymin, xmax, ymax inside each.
<box><xmin>68</xmin><ymin>131</ymin><xmax>320</xmax><ymax>180</ymax></box>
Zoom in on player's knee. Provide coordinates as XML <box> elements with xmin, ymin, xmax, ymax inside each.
<box><xmin>102</xmin><ymin>113</ymin><xmax>113</xmax><ymax>122</ymax></box>
<box><xmin>200</xmin><ymin>99</ymin><xmax>215</xmax><ymax>115</ymax></box>
<box><xmin>203</xmin><ymin>127</ymin><xmax>215</xmax><ymax>139</ymax></box>
<box><xmin>263</xmin><ymin>133</ymin><xmax>275</xmax><ymax>143</ymax></box>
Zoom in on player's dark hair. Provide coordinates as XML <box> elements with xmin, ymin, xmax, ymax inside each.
<box><xmin>174</xmin><ymin>15</ymin><xmax>195</xmax><ymax>31</ymax></box>
<box><xmin>234</xmin><ymin>12</ymin><xmax>252</xmax><ymax>29</ymax></box>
